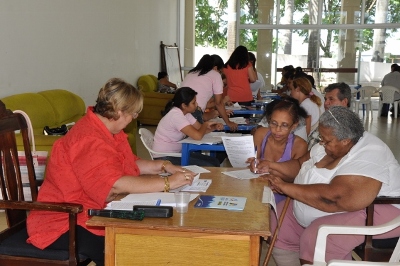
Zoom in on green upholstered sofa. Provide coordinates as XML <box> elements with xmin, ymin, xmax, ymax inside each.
<box><xmin>137</xmin><ymin>74</ymin><xmax>174</xmax><ymax>125</ymax></box>
<box><xmin>1</xmin><ymin>89</ymin><xmax>137</xmax><ymax>153</ymax></box>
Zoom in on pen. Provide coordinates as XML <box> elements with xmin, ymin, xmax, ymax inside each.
<box><xmin>156</xmin><ymin>199</ymin><xmax>161</xmax><ymax>206</ymax></box>
<box><xmin>253</xmin><ymin>146</ymin><xmax>258</xmax><ymax>173</ymax></box>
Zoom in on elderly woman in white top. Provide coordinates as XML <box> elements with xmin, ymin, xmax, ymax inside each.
<box><xmin>252</xmin><ymin>106</ymin><xmax>400</xmax><ymax>266</ymax></box>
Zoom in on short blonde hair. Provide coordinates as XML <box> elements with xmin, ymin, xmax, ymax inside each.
<box><xmin>94</xmin><ymin>78</ymin><xmax>143</xmax><ymax>120</ymax></box>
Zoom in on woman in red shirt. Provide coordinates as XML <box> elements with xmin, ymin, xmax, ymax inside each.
<box><xmin>224</xmin><ymin>45</ymin><xmax>257</xmax><ymax>106</ymax></box>
<box><xmin>26</xmin><ymin>78</ymin><xmax>195</xmax><ymax>266</ymax></box>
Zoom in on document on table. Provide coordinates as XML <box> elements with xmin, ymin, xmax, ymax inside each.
<box><xmin>222</xmin><ymin>169</ymin><xmax>262</xmax><ymax>180</ymax></box>
<box><xmin>177</xmin><ymin>132</ymin><xmax>242</xmax><ymax>145</ymax></box>
<box><xmin>106</xmin><ymin>192</ymin><xmax>199</xmax><ymax>210</ymax></box>
<box><xmin>183</xmin><ymin>165</ymin><xmax>210</xmax><ymax>173</ymax></box>
<box><xmin>262</xmin><ymin>186</ymin><xmax>278</xmax><ymax>217</ymax></box>
<box><xmin>225</xmin><ymin>102</ymin><xmax>242</xmax><ymax>110</ymax></box>
<box><xmin>221</xmin><ymin>135</ymin><xmax>255</xmax><ymax>168</ymax></box>
<box><xmin>210</xmin><ymin>117</ymin><xmax>247</xmax><ymax>125</ymax></box>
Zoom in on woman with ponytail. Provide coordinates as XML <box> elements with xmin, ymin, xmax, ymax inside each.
<box><xmin>290</xmin><ymin>76</ymin><xmax>322</xmax><ymax>136</ymax></box>
<box><xmin>154</xmin><ymin>87</ymin><xmax>224</xmax><ymax>167</ymax></box>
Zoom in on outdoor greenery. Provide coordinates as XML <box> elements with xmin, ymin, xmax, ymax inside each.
<box><xmin>195</xmin><ymin>0</ymin><xmax>400</xmax><ymax>61</ymax></box>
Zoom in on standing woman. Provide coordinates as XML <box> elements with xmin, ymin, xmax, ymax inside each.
<box><xmin>248</xmin><ymin>52</ymin><xmax>266</xmax><ymax>100</ymax></box>
<box><xmin>290</xmin><ymin>76</ymin><xmax>322</xmax><ymax>136</ymax></box>
<box><xmin>181</xmin><ymin>54</ymin><xmax>238</xmax><ymax>130</ymax></box>
<box><xmin>224</xmin><ymin>45</ymin><xmax>258</xmax><ymax>106</ymax></box>
<box><xmin>153</xmin><ymin>87</ymin><xmax>224</xmax><ymax>167</ymax></box>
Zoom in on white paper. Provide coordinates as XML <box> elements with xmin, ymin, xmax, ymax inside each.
<box><xmin>221</xmin><ymin>135</ymin><xmax>255</xmax><ymax>167</ymax></box>
<box><xmin>183</xmin><ymin>165</ymin><xmax>210</xmax><ymax>173</ymax></box>
<box><xmin>222</xmin><ymin>169</ymin><xmax>262</xmax><ymax>180</ymax></box>
<box><xmin>171</xmin><ymin>179</ymin><xmax>212</xmax><ymax>192</ymax></box>
<box><xmin>262</xmin><ymin>186</ymin><xmax>277</xmax><ymax>217</ymax></box>
<box><xmin>210</xmin><ymin>117</ymin><xmax>247</xmax><ymax>125</ymax></box>
<box><xmin>114</xmin><ymin>192</ymin><xmax>199</xmax><ymax>208</ymax></box>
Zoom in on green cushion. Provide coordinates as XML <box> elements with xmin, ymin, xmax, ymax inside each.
<box><xmin>137</xmin><ymin>75</ymin><xmax>158</xmax><ymax>93</ymax></box>
<box><xmin>38</xmin><ymin>89</ymin><xmax>86</xmax><ymax>125</ymax></box>
<box><xmin>1</xmin><ymin>93</ymin><xmax>56</xmax><ymax>129</ymax></box>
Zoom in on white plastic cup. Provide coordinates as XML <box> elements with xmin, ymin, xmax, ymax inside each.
<box><xmin>174</xmin><ymin>192</ymin><xmax>190</xmax><ymax>213</ymax></box>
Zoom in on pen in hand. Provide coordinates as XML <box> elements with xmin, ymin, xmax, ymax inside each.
<box><xmin>253</xmin><ymin>146</ymin><xmax>258</xmax><ymax>173</ymax></box>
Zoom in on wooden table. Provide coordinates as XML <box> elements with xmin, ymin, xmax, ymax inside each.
<box><xmin>86</xmin><ymin>167</ymin><xmax>271</xmax><ymax>266</ymax></box>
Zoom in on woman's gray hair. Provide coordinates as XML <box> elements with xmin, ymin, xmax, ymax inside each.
<box><xmin>319</xmin><ymin>106</ymin><xmax>364</xmax><ymax>144</ymax></box>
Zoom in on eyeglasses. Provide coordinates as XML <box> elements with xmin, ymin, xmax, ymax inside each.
<box><xmin>317</xmin><ymin>134</ymin><xmax>333</xmax><ymax>147</ymax></box>
<box><xmin>269</xmin><ymin>121</ymin><xmax>293</xmax><ymax>132</ymax></box>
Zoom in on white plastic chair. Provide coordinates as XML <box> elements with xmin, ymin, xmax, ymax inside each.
<box><xmin>138</xmin><ymin>128</ymin><xmax>181</xmax><ymax>160</ymax></box>
<box><xmin>378</xmin><ymin>86</ymin><xmax>400</xmax><ymax>118</ymax></box>
<box><xmin>303</xmin><ymin>216</ymin><xmax>400</xmax><ymax>266</ymax></box>
<box><xmin>354</xmin><ymin>86</ymin><xmax>377</xmax><ymax>117</ymax></box>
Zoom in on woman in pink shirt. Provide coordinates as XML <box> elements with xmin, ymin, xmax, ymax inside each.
<box><xmin>224</xmin><ymin>45</ymin><xmax>257</xmax><ymax>106</ymax></box>
<box><xmin>153</xmin><ymin>87</ymin><xmax>224</xmax><ymax>166</ymax></box>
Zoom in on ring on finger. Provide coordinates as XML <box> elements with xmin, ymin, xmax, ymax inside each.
<box><xmin>184</xmin><ymin>174</ymin><xmax>190</xmax><ymax>180</ymax></box>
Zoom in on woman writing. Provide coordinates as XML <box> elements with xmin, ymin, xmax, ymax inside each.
<box><xmin>224</xmin><ymin>45</ymin><xmax>257</xmax><ymax>106</ymax></box>
<box><xmin>251</xmin><ymin>98</ymin><xmax>308</xmax><ymax>203</ymax></box>
<box><xmin>27</xmin><ymin>78</ymin><xmax>195</xmax><ymax>266</ymax></box>
<box><xmin>153</xmin><ymin>87</ymin><xmax>224</xmax><ymax>167</ymax></box>
<box><xmin>251</xmin><ymin>106</ymin><xmax>400</xmax><ymax>265</ymax></box>
<box><xmin>289</xmin><ymin>76</ymin><xmax>321</xmax><ymax>136</ymax></box>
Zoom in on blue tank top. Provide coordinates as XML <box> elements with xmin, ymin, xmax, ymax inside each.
<box><xmin>260</xmin><ymin>131</ymin><xmax>294</xmax><ymax>162</ymax></box>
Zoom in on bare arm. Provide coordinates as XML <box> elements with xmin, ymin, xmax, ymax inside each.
<box><xmin>106</xmin><ymin>172</ymin><xmax>194</xmax><ymax>202</ymax></box>
<box><xmin>253</xmin><ymin>151</ymin><xmax>311</xmax><ymax>182</ymax></box>
<box><xmin>268</xmin><ymin>174</ymin><xmax>382</xmax><ymax>213</ymax></box>
<box><xmin>181</xmin><ymin>121</ymin><xmax>223</xmax><ymax>140</ymax></box>
<box><xmin>215</xmin><ymin>94</ymin><xmax>238</xmax><ymax>131</ymax></box>
<box><xmin>248</xmin><ymin>66</ymin><xmax>257</xmax><ymax>83</ymax></box>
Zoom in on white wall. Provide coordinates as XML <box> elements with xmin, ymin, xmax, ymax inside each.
<box><xmin>0</xmin><ymin>0</ymin><xmax>179</xmax><ymax>106</ymax></box>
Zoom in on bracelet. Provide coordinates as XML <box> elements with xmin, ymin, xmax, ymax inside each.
<box><xmin>161</xmin><ymin>160</ymin><xmax>171</xmax><ymax>173</ymax></box>
<box><xmin>163</xmin><ymin>177</ymin><xmax>170</xmax><ymax>192</ymax></box>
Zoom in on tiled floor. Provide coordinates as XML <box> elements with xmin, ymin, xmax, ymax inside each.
<box><xmin>1</xmin><ymin>105</ymin><xmax>398</xmax><ymax>265</ymax></box>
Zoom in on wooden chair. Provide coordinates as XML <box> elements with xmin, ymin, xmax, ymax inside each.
<box><xmin>353</xmin><ymin>197</ymin><xmax>400</xmax><ymax>262</ymax></box>
<box><xmin>0</xmin><ymin>100</ymin><xmax>87</xmax><ymax>266</ymax></box>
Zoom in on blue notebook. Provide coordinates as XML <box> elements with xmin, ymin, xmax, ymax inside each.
<box><xmin>194</xmin><ymin>195</ymin><xmax>247</xmax><ymax>211</ymax></box>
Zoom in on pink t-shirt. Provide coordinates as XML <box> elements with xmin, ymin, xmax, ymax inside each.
<box><xmin>224</xmin><ymin>63</ymin><xmax>253</xmax><ymax>102</ymax></box>
<box><xmin>181</xmin><ymin>70</ymin><xmax>223</xmax><ymax>111</ymax></box>
<box><xmin>153</xmin><ymin>107</ymin><xmax>197</xmax><ymax>155</ymax></box>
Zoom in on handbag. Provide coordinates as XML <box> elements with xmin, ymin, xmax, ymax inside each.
<box><xmin>43</xmin><ymin>124</ymin><xmax>68</xmax><ymax>135</ymax></box>
<box><xmin>13</xmin><ymin>110</ymin><xmax>48</xmax><ymax>201</ymax></box>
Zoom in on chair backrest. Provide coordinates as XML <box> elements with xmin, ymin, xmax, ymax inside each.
<box><xmin>137</xmin><ymin>75</ymin><xmax>158</xmax><ymax>93</ymax></box>
<box><xmin>359</xmin><ymin>86</ymin><xmax>377</xmax><ymax>100</ymax></box>
<box><xmin>380</xmin><ymin>86</ymin><xmax>400</xmax><ymax>103</ymax></box>
<box><xmin>0</xmin><ymin>100</ymin><xmax>38</xmax><ymax>226</ymax></box>
<box><xmin>138</xmin><ymin>128</ymin><xmax>181</xmax><ymax>160</ymax></box>
<box><xmin>139</xmin><ymin>128</ymin><xmax>156</xmax><ymax>159</ymax></box>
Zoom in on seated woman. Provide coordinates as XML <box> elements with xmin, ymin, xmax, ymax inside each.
<box><xmin>251</xmin><ymin>106</ymin><xmax>400</xmax><ymax>265</ymax></box>
<box><xmin>290</xmin><ymin>76</ymin><xmax>322</xmax><ymax>136</ymax></box>
<box><xmin>157</xmin><ymin>71</ymin><xmax>177</xmax><ymax>93</ymax></box>
<box><xmin>153</xmin><ymin>87</ymin><xmax>224</xmax><ymax>167</ymax></box>
<box><xmin>26</xmin><ymin>78</ymin><xmax>196</xmax><ymax>266</ymax></box>
<box><xmin>251</xmin><ymin>98</ymin><xmax>308</xmax><ymax>203</ymax></box>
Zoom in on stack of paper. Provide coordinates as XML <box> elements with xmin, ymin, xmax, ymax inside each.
<box><xmin>222</xmin><ymin>169</ymin><xmax>262</xmax><ymax>180</ymax></box>
<box><xmin>106</xmin><ymin>192</ymin><xmax>199</xmax><ymax>210</ymax></box>
<box><xmin>170</xmin><ymin>173</ymin><xmax>212</xmax><ymax>193</ymax></box>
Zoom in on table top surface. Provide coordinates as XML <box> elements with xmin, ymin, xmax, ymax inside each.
<box><xmin>87</xmin><ymin>167</ymin><xmax>271</xmax><ymax>237</ymax></box>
